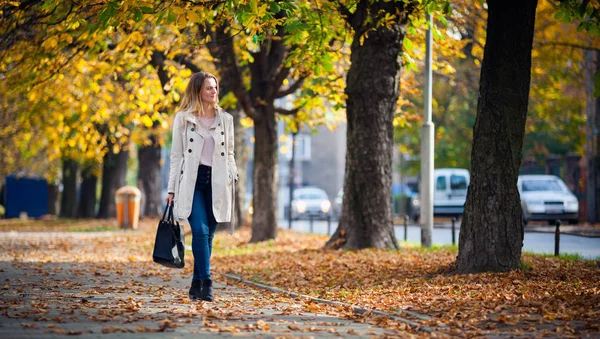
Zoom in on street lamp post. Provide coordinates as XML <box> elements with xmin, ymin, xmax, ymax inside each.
<box><xmin>420</xmin><ymin>13</ymin><xmax>434</xmax><ymax>248</ymax></box>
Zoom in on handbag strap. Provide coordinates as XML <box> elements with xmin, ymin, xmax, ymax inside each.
<box><xmin>161</xmin><ymin>204</ymin><xmax>170</xmax><ymax>222</ymax></box>
<box><xmin>168</xmin><ymin>203</ymin><xmax>175</xmax><ymax>223</ymax></box>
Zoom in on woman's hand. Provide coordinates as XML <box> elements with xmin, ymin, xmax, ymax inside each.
<box><xmin>165</xmin><ymin>193</ymin><xmax>175</xmax><ymax>206</ymax></box>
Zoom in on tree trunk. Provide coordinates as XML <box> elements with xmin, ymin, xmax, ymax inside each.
<box><xmin>250</xmin><ymin>109</ymin><xmax>278</xmax><ymax>242</ymax></box>
<box><xmin>138</xmin><ymin>135</ymin><xmax>162</xmax><ymax>218</ymax></box>
<box><xmin>77</xmin><ymin>165</ymin><xmax>97</xmax><ymax>218</ymax></box>
<box><xmin>60</xmin><ymin>159</ymin><xmax>79</xmax><ymax>218</ymax></box>
<box><xmin>47</xmin><ymin>181</ymin><xmax>59</xmax><ymax>215</ymax></box>
<box><xmin>325</xmin><ymin>1</ymin><xmax>407</xmax><ymax>250</ymax></box>
<box><xmin>455</xmin><ymin>0</ymin><xmax>538</xmax><ymax>273</ymax></box>
<box><xmin>97</xmin><ymin>144</ymin><xmax>129</xmax><ymax>218</ymax></box>
<box><xmin>586</xmin><ymin>50</ymin><xmax>599</xmax><ymax>222</ymax></box>
<box><xmin>232</xmin><ymin>108</ymin><xmax>247</xmax><ymax>227</ymax></box>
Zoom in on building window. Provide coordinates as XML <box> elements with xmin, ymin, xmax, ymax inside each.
<box><xmin>283</xmin><ymin>134</ymin><xmax>311</xmax><ymax>161</ymax></box>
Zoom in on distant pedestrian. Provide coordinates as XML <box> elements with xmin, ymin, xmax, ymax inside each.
<box><xmin>165</xmin><ymin>71</ymin><xmax>238</xmax><ymax>301</ymax></box>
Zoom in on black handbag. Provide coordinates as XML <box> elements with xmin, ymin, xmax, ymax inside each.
<box><xmin>152</xmin><ymin>204</ymin><xmax>185</xmax><ymax>268</ymax></box>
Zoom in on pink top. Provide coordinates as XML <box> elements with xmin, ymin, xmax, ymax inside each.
<box><xmin>197</xmin><ymin>116</ymin><xmax>216</xmax><ymax>166</ymax></box>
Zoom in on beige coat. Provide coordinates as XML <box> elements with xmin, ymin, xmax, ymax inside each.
<box><xmin>167</xmin><ymin>109</ymin><xmax>238</xmax><ymax>223</ymax></box>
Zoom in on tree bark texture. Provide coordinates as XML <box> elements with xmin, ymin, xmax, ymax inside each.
<box><xmin>209</xmin><ymin>21</ymin><xmax>288</xmax><ymax>242</ymax></box>
<box><xmin>60</xmin><ymin>159</ymin><xmax>79</xmax><ymax>218</ymax></box>
<box><xmin>325</xmin><ymin>1</ymin><xmax>408</xmax><ymax>250</ymax></box>
<box><xmin>77</xmin><ymin>165</ymin><xmax>97</xmax><ymax>218</ymax></box>
<box><xmin>97</xmin><ymin>143</ymin><xmax>129</xmax><ymax>219</ymax></box>
<box><xmin>232</xmin><ymin>107</ymin><xmax>247</xmax><ymax>228</ymax></box>
<box><xmin>585</xmin><ymin>50</ymin><xmax>600</xmax><ymax>222</ymax></box>
<box><xmin>249</xmin><ymin>109</ymin><xmax>278</xmax><ymax>242</ymax></box>
<box><xmin>47</xmin><ymin>182</ymin><xmax>59</xmax><ymax>216</ymax></box>
<box><xmin>455</xmin><ymin>0</ymin><xmax>538</xmax><ymax>273</ymax></box>
<box><xmin>138</xmin><ymin>135</ymin><xmax>162</xmax><ymax>218</ymax></box>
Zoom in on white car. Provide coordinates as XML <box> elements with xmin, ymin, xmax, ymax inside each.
<box><xmin>290</xmin><ymin>187</ymin><xmax>332</xmax><ymax>220</ymax></box>
<box><xmin>433</xmin><ymin>168</ymin><xmax>470</xmax><ymax>217</ymax></box>
<box><xmin>518</xmin><ymin>175</ymin><xmax>579</xmax><ymax>225</ymax></box>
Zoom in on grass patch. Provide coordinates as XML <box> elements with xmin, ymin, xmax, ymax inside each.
<box><xmin>0</xmin><ymin>218</ymin><xmax>121</xmax><ymax>232</ymax></box>
<box><xmin>400</xmin><ymin>241</ymin><xmax>458</xmax><ymax>253</ymax></box>
<box><xmin>524</xmin><ymin>251</ymin><xmax>593</xmax><ymax>262</ymax></box>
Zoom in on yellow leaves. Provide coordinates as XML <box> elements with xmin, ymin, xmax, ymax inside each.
<box><xmin>41</xmin><ymin>36</ymin><xmax>58</xmax><ymax>50</ymax></box>
<box><xmin>140</xmin><ymin>115</ymin><xmax>153</xmax><ymax>128</ymax></box>
<box><xmin>59</xmin><ymin>33</ymin><xmax>73</xmax><ymax>45</ymax></box>
<box><xmin>241</xmin><ymin>117</ymin><xmax>254</xmax><ymax>128</ymax></box>
<box><xmin>187</xmin><ymin>10</ymin><xmax>201</xmax><ymax>23</ymax></box>
<box><xmin>393</xmin><ymin>116</ymin><xmax>407</xmax><ymax>128</ymax></box>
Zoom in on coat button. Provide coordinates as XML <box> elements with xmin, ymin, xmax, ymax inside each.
<box><xmin>181</xmin><ymin>170</ymin><xmax>183</xmax><ymax>174</ymax></box>
<box><xmin>221</xmin><ymin>152</ymin><xmax>225</xmax><ymax>156</ymax></box>
<box><xmin>188</xmin><ymin>149</ymin><xmax>192</xmax><ymax>153</ymax></box>
<box><xmin>221</xmin><ymin>131</ymin><xmax>224</xmax><ymax>135</ymax></box>
<box><xmin>221</xmin><ymin>142</ymin><xmax>224</xmax><ymax>146</ymax></box>
<box><xmin>191</xmin><ymin>128</ymin><xmax>195</xmax><ymax>132</ymax></box>
<box><xmin>190</xmin><ymin>138</ymin><xmax>193</xmax><ymax>142</ymax></box>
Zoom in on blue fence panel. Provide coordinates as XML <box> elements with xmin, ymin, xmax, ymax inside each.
<box><xmin>5</xmin><ymin>176</ymin><xmax>48</xmax><ymax>218</ymax></box>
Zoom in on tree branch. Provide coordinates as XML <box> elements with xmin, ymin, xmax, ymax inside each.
<box><xmin>336</xmin><ymin>0</ymin><xmax>354</xmax><ymax>24</ymax></box>
<box><xmin>267</xmin><ymin>13</ymin><xmax>288</xmax><ymax>81</ymax></box>
<box><xmin>535</xmin><ymin>41</ymin><xmax>600</xmax><ymax>52</ymax></box>
<box><xmin>207</xmin><ymin>23</ymin><xmax>258</xmax><ymax>120</ymax></box>
<box><xmin>171</xmin><ymin>53</ymin><xmax>202</xmax><ymax>73</ymax></box>
<box><xmin>274</xmin><ymin>106</ymin><xmax>301</xmax><ymax>115</ymax></box>
<box><xmin>149</xmin><ymin>50</ymin><xmax>171</xmax><ymax>92</ymax></box>
<box><xmin>276</xmin><ymin>77</ymin><xmax>305</xmax><ymax>98</ymax></box>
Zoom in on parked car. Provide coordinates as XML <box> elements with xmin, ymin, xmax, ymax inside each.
<box><xmin>518</xmin><ymin>175</ymin><xmax>579</xmax><ymax>225</ymax></box>
<box><xmin>333</xmin><ymin>186</ymin><xmax>421</xmax><ymax>222</ymax></box>
<box><xmin>408</xmin><ymin>193</ymin><xmax>421</xmax><ymax>222</ymax></box>
<box><xmin>291</xmin><ymin>186</ymin><xmax>332</xmax><ymax>220</ymax></box>
<box><xmin>392</xmin><ymin>184</ymin><xmax>420</xmax><ymax>222</ymax></box>
<box><xmin>333</xmin><ymin>189</ymin><xmax>343</xmax><ymax>219</ymax></box>
<box><xmin>433</xmin><ymin>168</ymin><xmax>470</xmax><ymax>217</ymax></box>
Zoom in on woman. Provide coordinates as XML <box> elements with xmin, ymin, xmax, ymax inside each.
<box><xmin>165</xmin><ymin>71</ymin><xmax>238</xmax><ymax>302</ymax></box>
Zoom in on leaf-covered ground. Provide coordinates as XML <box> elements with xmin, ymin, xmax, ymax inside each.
<box><xmin>1</xmin><ymin>218</ymin><xmax>599</xmax><ymax>338</ymax></box>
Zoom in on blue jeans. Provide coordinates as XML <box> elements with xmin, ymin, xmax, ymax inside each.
<box><xmin>188</xmin><ymin>165</ymin><xmax>217</xmax><ymax>281</ymax></box>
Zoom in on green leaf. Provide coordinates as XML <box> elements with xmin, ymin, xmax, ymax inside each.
<box><xmin>133</xmin><ymin>9</ymin><xmax>143</xmax><ymax>22</ymax></box>
<box><xmin>554</xmin><ymin>11</ymin><xmax>563</xmax><ymax>20</ymax></box>
<box><xmin>403</xmin><ymin>37</ymin><xmax>413</xmax><ymax>50</ymax></box>
<box><xmin>155</xmin><ymin>10</ymin><xmax>166</xmax><ymax>25</ymax></box>
<box><xmin>166</xmin><ymin>10</ymin><xmax>177</xmax><ymax>24</ymax></box>
<box><xmin>270</xmin><ymin>2</ymin><xmax>281</xmax><ymax>13</ymax></box>
<box><xmin>437</xmin><ymin>13</ymin><xmax>448</xmax><ymax>27</ymax></box>
<box><xmin>140</xmin><ymin>6</ymin><xmax>153</xmax><ymax>14</ymax></box>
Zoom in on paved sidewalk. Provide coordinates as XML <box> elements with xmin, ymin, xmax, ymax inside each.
<box><xmin>0</xmin><ymin>233</ymin><xmax>399</xmax><ymax>338</ymax></box>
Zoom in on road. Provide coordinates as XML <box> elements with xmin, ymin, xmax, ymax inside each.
<box><xmin>278</xmin><ymin>219</ymin><xmax>600</xmax><ymax>260</ymax></box>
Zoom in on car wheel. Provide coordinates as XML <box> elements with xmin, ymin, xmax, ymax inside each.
<box><xmin>568</xmin><ymin>219</ymin><xmax>578</xmax><ymax>225</ymax></box>
<box><xmin>522</xmin><ymin>216</ymin><xmax>528</xmax><ymax>226</ymax></box>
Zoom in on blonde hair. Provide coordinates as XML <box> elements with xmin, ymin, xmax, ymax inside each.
<box><xmin>178</xmin><ymin>71</ymin><xmax>220</xmax><ymax>116</ymax></box>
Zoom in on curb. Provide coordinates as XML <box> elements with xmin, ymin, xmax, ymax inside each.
<box><xmin>222</xmin><ymin>272</ymin><xmax>448</xmax><ymax>335</ymax></box>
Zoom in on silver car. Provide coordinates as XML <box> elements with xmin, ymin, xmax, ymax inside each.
<box><xmin>291</xmin><ymin>187</ymin><xmax>332</xmax><ymax>220</ymax></box>
<box><xmin>518</xmin><ymin>175</ymin><xmax>579</xmax><ymax>225</ymax></box>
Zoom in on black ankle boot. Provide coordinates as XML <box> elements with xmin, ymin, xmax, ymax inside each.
<box><xmin>189</xmin><ymin>280</ymin><xmax>202</xmax><ymax>299</ymax></box>
<box><xmin>201</xmin><ymin>279</ymin><xmax>213</xmax><ymax>302</ymax></box>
